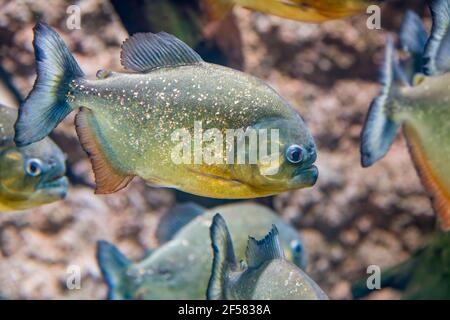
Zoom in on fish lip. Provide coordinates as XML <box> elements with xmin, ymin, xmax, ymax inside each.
<box><xmin>38</xmin><ymin>176</ymin><xmax>69</xmax><ymax>198</ymax></box>
<box><xmin>292</xmin><ymin>165</ymin><xmax>318</xmax><ymax>187</ymax></box>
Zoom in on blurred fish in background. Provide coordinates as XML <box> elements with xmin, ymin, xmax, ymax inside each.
<box><xmin>202</xmin><ymin>0</ymin><xmax>387</xmax><ymax>22</ymax></box>
<box><xmin>361</xmin><ymin>1</ymin><xmax>450</xmax><ymax>230</ymax></box>
<box><xmin>0</xmin><ymin>104</ymin><xmax>68</xmax><ymax>211</ymax></box>
<box><xmin>207</xmin><ymin>213</ymin><xmax>327</xmax><ymax>300</ymax></box>
<box><xmin>352</xmin><ymin>231</ymin><xmax>450</xmax><ymax>300</ymax></box>
<box><xmin>97</xmin><ymin>203</ymin><xmax>308</xmax><ymax>299</ymax></box>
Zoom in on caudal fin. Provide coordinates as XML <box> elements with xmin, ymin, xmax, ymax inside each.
<box><xmin>361</xmin><ymin>37</ymin><xmax>401</xmax><ymax>167</ymax></box>
<box><xmin>399</xmin><ymin>10</ymin><xmax>428</xmax><ymax>84</ymax></box>
<box><xmin>207</xmin><ymin>214</ymin><xmax>237</xmax><ymax>300</ymax></box>
<box><xmin>423</xmin><ymin>0</ymin><xmax>450</xmax><ymax>75</ymax></box>
<box><xmin>14</xmin><ymin>22</ymin><xmax>84</xmax><ymax>147</ymax></box>
<box><xmin>96</xmin><ymin>240</ymin><xmax>131</xmax><ymax>300</ymax></box>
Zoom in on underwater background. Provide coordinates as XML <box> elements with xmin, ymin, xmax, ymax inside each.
<box><xmin>0</xmin><ymin>0</ymin><xmax>435</xmax><ymax>299</ymax></box>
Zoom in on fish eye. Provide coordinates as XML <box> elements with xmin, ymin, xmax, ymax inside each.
<box><xmin>286</xmin><ymin>145</ymin><xmax>304</xmax><ymax>164</ymax></box>
<box><xmin>290</xmin><ymin>240</ymin><xmax>303</xmax><ymax>255</ymax></box>
<box><xmin>24</xmin><ymin>159</ymin><xmax>43</xmax><ymax>177</ymax></box>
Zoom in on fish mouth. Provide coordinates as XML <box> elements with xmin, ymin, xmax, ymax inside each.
<box><xmin>38</xmin><ymin>176</ymin><xmax>69</xmax><ymax>199</ymax></box>
<box><xmin>291</xmin><ymin>165</ymin><xmax>318</xmax><ymax>187</ymax></box>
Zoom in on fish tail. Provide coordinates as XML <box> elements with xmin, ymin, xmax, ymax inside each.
<box><xmin>14</xmin><ymin>21</ymin><xmax>84</xmax><ymax>147</ymax></box>
<box><xmin>361</xmin><ymin>36</ymin><xmax>401</xmax><ymax>167</ymax></box>
<box><xmin>96</xmin><ymin>240</ymin><xmax>131</xmax><ymax>300</ymax></box>
<box><xmin>207</xmin><ymin>214</ymin><xmax>237</xmax><ymax>300</ymax></box>
<box><xmin>201</xmin><ymin>0</ymin><xmax>234</xmax><ymax>21</ymax></box>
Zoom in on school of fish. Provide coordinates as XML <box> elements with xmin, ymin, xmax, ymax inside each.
<box><xmin>0</xmin><ymin>0</ymin><xmax>449</xmax><ymax>302</ymax></box>
<box><xmin>96</xmin><ymin>203</ymin><xmax>310</xmax><ymax>299</ymax></box>
<box><xmin>361</xmin><ymin>2</ymin><xmax>450</xmax><ymax>230</ymax></box>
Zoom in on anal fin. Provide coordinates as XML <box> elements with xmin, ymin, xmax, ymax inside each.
<box><xmin>404</xmin><ymin>124</ymin><xmax>450</xmax><ymax>231</ymax></box>
<box><xmin>75</xmin><ymin>107</ymin><xmax>134</xmax><ymax>194</ymax></box>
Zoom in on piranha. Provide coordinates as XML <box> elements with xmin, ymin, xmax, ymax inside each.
<box><xmin>14</xmin><ymin>22</ymin><xmax>317</xmax><ymax>199</ymax></box>
<box><xmin>0</xmin><ymin>104</ymin><xmax>67</xmax><ymax>211</ymax></box>
<box><xmin>207</xmin><ymin>213</ymin><xmax>327</xmax><ymax>300</ymax></box>
<box><xmin>202</xmin><ymin>0</ymin><xmax>386</xmax><ymax>22</ymax></box>
<box><xmin>352</xmin><ymin>231</ymin><xmax>450</xmax><ymax>300</ymax></box>
<box><xmin>361</xmin><ymin>2</ymin><xmax>450</xmax><ymax>230</ymax></box>
<box><xmin>97</xmin><ymin>203</ymin><xmax>307</xmax><ymax>299</ymax></box>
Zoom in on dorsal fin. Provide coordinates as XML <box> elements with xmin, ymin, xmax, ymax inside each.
<box><xmin>423</xmin><ymin>0</ymin><xmax>450</xmax><ymax>75</ymax></box>
<box><xmin>120</xmin><ymin>32</ymin><xmax>203</xmax><ymax>73</ymax></box>
<box><xmin>75</xmin><ymin>108</ymin><xmax>135</xmax><ymax>194</ymax></box>
<box><xmin>245</xmin><ymin>225</ymin><xmax>285</xmax><ymax>269</ymax></box>
<box><xmin>207</xmin><ymin>214</ymin><xmax>237</xmax><ymax>300</ymax></box>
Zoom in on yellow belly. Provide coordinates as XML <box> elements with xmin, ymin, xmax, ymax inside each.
<box><xmin>404</xmin><ymin>124</ymin><xmax>450</xmax><ymax>230</ymax></box>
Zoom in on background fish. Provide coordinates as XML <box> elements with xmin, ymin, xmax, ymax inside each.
<box><xmin>207</xmin><ymin>213</ymin><xmax>327</xmax><ymax>300</ymax></box>
<box><xmin>14</xmin><ymin>22</ymin><xmax>317</xmax><ymax>199</ymax></box>
<box><xmin>0</xmin><ymin>104</ymin><xmax>67</xmax><ymax>211</ymax></box>
<box><xmin>352</xmin><ymin>231</ymin><xmax>450</xmax><ymax>300</ymax></box>
<box><xmin>361</xmin><ymin>2</ymin><xmax>450</xmax><ymax>230</ymax></box>
<box><xmin>202</xmin><ymin>0</ymin><xmax>386</xmax><ymax>22</ymax></box>
<box><xmin>97</xmin><ymin>203</ymin><xmax>307</xmax><ymax>299</ymax></box>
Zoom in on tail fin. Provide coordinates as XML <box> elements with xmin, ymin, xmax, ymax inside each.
<box><xmin>96</xmin><ymin>240</ymin><xmax>131</xmax><ymax>300</ymax></box>
<box><xmin>207</xmin><ymin>214</ymin><xmax>237</xmax><ymax>300</ymax></box>
<box><xmin>423</xmin><ymin>0</ymin><xmax>450</xmax><ymax>75</ymax></box>
<box><xmin>361</xmin><ymin>37</ymin><xmax>401</xmax><ymax>167</ymax></box>
<box><xmin>399</xmin><ymin>10</ymin><xmax>428</xmax><ymax>84</ymax></box>
<box><xmin>14</xmin><ymin>22</ymin><xmax>84</xmax><ymax>147</ymax></box>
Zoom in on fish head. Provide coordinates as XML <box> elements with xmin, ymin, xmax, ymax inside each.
<box><xmin>0</xmin><ymin>137</ymin><xmax>68</xmax><ymax>210</ymax></box>
<box><xmin>231</xmin><ymin>117</ymin><xmax>318</xmax><ymax>193</ymax></box>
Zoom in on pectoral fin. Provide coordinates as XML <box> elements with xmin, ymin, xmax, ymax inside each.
<box><xmin>404</xmin><ymin>124</ymin><xmax>450</xmax><ymax>231</ymax></box>
<box><xmin>75</xmin><ymin>108</ymin><xmax>134</xmax><ymax>194</ymax></box>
